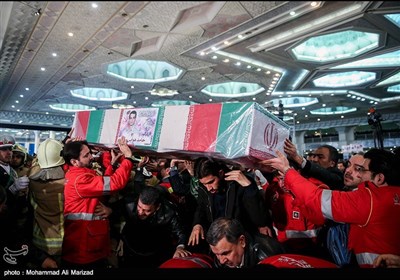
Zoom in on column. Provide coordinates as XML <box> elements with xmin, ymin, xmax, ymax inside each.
<box><xmin>49</xmin><ymin>131</ymin><xmax>56</xmax><ymax>139</ymax></box>
<box><xmin>34</xmin><ymin>130</ymin><xmax>40</xmax><ymax>154</ymax></box>
<box><xmin>294</xmin><ymin>130</ymin><xmax>306</xmax><ymax>155</ymax></box>
<box><xmin>335</xmin><ymin>126</ymin><xmax>356</xmax><ymax>148</ymax></box>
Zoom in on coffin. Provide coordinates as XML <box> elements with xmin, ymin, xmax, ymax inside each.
<box><xmin>71</xmin><ymin>102</ymin><xmax>290</xmax><ymax>167</ymax></box>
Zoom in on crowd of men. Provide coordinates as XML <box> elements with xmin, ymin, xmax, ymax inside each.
<box><xmin>1</xmin><ymin>133</ymin><xmax>399</xmax><ymax>271</ymax></box>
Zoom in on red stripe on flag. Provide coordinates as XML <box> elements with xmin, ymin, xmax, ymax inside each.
<box><xmin>74</xmin><ymin>111</ymin><xmax>91</xmax><ymax>138</ymax></box>
<box><xmin>184</xmin><ymin>103</ymin><xmax>222</xmax><ymax>152</ymax></box>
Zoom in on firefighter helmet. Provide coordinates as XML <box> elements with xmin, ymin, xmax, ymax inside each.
<box><xmin>37</xmin><ymin>138</ymin><xmax>65</xmax><ymax>168</ymax></box>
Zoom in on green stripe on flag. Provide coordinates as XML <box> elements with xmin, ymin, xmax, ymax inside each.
<box><xmin>216</xmin><ymin>102</ymin><xmax>253</xmax><ymax>158</ymax></box>
<box><xmin>86</xmin><ymin>110</ymin><xmax>104</xmax><ymax>143</ymax></box>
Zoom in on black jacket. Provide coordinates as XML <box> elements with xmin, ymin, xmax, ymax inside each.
<box><xmin>214</xmin><ymin>233</ymin><xmax>286</xmax><ymax>268</ymax></box>
<box><xmin>193</xmin><ymin>177</ymin><xmax>269</xmax><ymax>234</ymax></box>
<box><xmin>301</xmin><ymin>161</ymin><xmax>344</xmax><ymax>190</ymax></box>
<box><xmin>120</xmin><ymin>195</ymin><xmax>187</xmax><ymax>257</ymax></box>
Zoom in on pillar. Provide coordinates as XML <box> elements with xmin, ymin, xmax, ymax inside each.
<box><xmin>34</xmin><ymin>130</ymin><xmax>40</xmax><ymax>154</ymax></box>
<box><xmin>49</xmin><ymin>131</ymin><xmax>56</xmax><ymax>139</ymax></box>
<box><xmin>294</xmin><ymin>130</ymin><xmax>306</xmax><ymax>155</ymax></box>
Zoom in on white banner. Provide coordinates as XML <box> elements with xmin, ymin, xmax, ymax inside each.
<box><xmin>342</xmin><ymin>143</ymin><xmax>364</xmax><ymax>154</ymax></box>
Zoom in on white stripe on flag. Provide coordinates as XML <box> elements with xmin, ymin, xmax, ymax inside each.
<box><xmin>158</xmin><ymin>105</ymin><xmax>190</xmax><ymax>152</ymax></box>
<box><xmin>99</xmin><ymin>109</ymin><xmax>122</xmax><ymax>145</ymax></box>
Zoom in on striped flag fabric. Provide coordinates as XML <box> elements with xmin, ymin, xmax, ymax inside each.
<box><xmin>71</xmin><ymin>102</ymin><xmax>290</xmax><ymax>163</ymax></box>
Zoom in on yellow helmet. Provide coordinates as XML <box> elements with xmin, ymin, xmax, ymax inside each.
<box><xmin>12</xmin><ymin>143</ymin><xmax>28</xmax><ymax>162</ymax></box>
<box><xmin>37</xmin><ymin>138</ymin><xmax>65</xmax><ymax>169</ymax></box>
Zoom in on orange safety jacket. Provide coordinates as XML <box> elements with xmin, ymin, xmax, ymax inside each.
<box><xmin>285</xmin><ymin>168</ymin><xmax>400</xmax><ymax>268</ymax></box>
<box><xmin>62</xmin><ymin>158</ymin><xmax>133</xmax><ymax>264</ymax></box>
<box><xmin>265</xmin><ymin>177</ymin><xmax>325</xmax><ymax>250</ymax></box>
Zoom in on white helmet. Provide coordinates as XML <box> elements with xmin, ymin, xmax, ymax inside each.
<box><xmin>0</xmin><ymin>134</ymin><xmax>15</xmax><ymax>148</ymax></box>
<box><xmin>37</xmin><ymin>138</ymin><xmax>65</xmax><ymax>169</ymax></box>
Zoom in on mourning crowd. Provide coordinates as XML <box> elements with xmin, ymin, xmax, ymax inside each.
<box><xmin>1</xmin><ymin>133</ymin><xmax>400</xmax><ymax>270</ymax></box>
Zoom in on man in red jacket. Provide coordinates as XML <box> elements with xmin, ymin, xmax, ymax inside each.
<box><xmin>61</xmin><ymin>137</ymin><xmax>135</xmax><ymax>268</ymax></box>
<box><xmin>261</xmin><ymin>148</ymin><xmax>400</xmax><ymax>268</ymax></box>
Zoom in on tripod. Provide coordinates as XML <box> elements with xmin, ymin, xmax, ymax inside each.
<box><xmin>372</xmin><ymin>120</ymin><xmax>384</xmax><ymax>149</ymax></box>
<box><xmin>368</xmin><ymin>108</ymin><xmax>384</xmax><ymax>149</ymax></box>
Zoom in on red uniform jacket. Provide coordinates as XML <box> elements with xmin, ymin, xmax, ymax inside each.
<box><xmin>285</xmin><ymin>169</ymin><xmax>400</xmax><ymax>267</ymax></box>
<box><xmin>62</xmin><ymin>158</ymin><xmax>133</xmax><ymax>264</ymax></box>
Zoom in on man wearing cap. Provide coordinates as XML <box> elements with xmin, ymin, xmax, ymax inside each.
<box><xmin>0</xmin><ymin>134</ymin><xmax>30</xmax><ymax>198</ymax></box>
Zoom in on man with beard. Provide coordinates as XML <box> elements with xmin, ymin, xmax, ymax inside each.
<box><xmin>188</xmin><ymin>157</ymin><xmax>270</xmax><ymax>253</ymax></box>
<box><xmin>61</xmin><ymin>137</ymin><xmax>134</xmax><ymax>268</ymax></box>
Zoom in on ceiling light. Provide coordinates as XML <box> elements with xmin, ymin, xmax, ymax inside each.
<box><xmin>91</xmin><ymin>3</ymin><xmax>98</xmax><ymax>8</ymax></box>
<box><xmin>71</xmin><ymin>88</ymin><xmax>128</xmax><ymax>101</ymax></box>
<box><xmin>375</xmin><ymin>70</ymin><xmax>400</xmax><ymax>87</ymax></box>
<box><xmin>151</xmin><ymin>100</ymin><xmax>197</xmax><ymax>107</ymax></box>
<box><xmin>198</xmin><ymin>2</ymin><xmax>323</xmax><ymax>55</ymax></box>
<box><xmin>40</xmin><ymin>67</ymin><xmax>46</xmax><ymax>71</ymax></box>
<box><xmin>387</xmin><ymin>84</ymin><xmax>400</xmax><ymax>93</ymax></box>
<box><xmin>313</xmin><ymin>71</ymin><xmax>376</xmax><ymax>87</ymax></box>
<box><xmin>107</xmin><ymin>59</ymin><xmax>183</xmax><ymax>83</ymax></box>
<box><xmin>310</xmin><ymin>107</ymin><xmax>357</xmax><ymax>115</ymax></box>
<box><xmin>201</xmin><ymin>82</ymin><xmax>265</xmax><ymax>98</ymax></box>
<box><xmin>216</xmin><ymin>50</ymin><xmax>285</xmax><ymax>76</ymax></box>
<box><xmin>291</xmin><ymin>30</ymin><xmax>380</xmax><ymax>63</ymax></box>
<box><xmin>68</xmin><ymin>32</ymin><xmax>74</xmax><ymax>37</ymax></box>
<box><xmin>52</xmin><ymin>53</ymin><xmax>57</xmax><ymax>57</ymax></box>
<box><xmin>332</xmin><ymin>49</ymin><xmax>400</xmax><ymax>69</ymax></box>
<box><xmin>149</xmin><ymin>88</ymin><xmax>179</xmax><ymax>96</ymax></box>
<box><xmin>50</xmin><ymin>104</ymin><xmax>96</xmax><ymax>112</ymax></box>
<box><xmin>25</xmin><ymin>88</ymin><xmax>29</xmax><ymax>91</ymax></box>
<box><xmin>249</xmin><ymin>2</ymin><xmax>369</xmax><ymax>52</ymax></box>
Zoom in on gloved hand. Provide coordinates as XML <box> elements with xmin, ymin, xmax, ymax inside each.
<box><xmin>9</xmin><ymin>176</ymin><xmax>29</xmax><ymax>195</ymax></box>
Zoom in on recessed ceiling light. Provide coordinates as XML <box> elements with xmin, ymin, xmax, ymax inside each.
<box><xmin>41</xmin><ymin>67</ymin><xmax>46</xmax><ymax>71</ymax></box>
<box><xmin>68</xmin><ymin>32</ymin><xmax>74</xmax><ymax>37</ymax></box>
<box><xmin>52</xmin><ymin>53</ymin><xmax>57</xmax><ymax>57</ymax></box>
<box><xmin>25</xmin><ymin>88</ymin><xmax>29</xmax><ymax>91</ymax></box>
<box><xmin>91</xmin><ymin>3</ymin><xmax>98</xmax><ymax>8</ymax></box>
<box><xmin>19</xmin><ymin>95</ymin><xmax>24</xmax><ymax>98</ymax></box>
